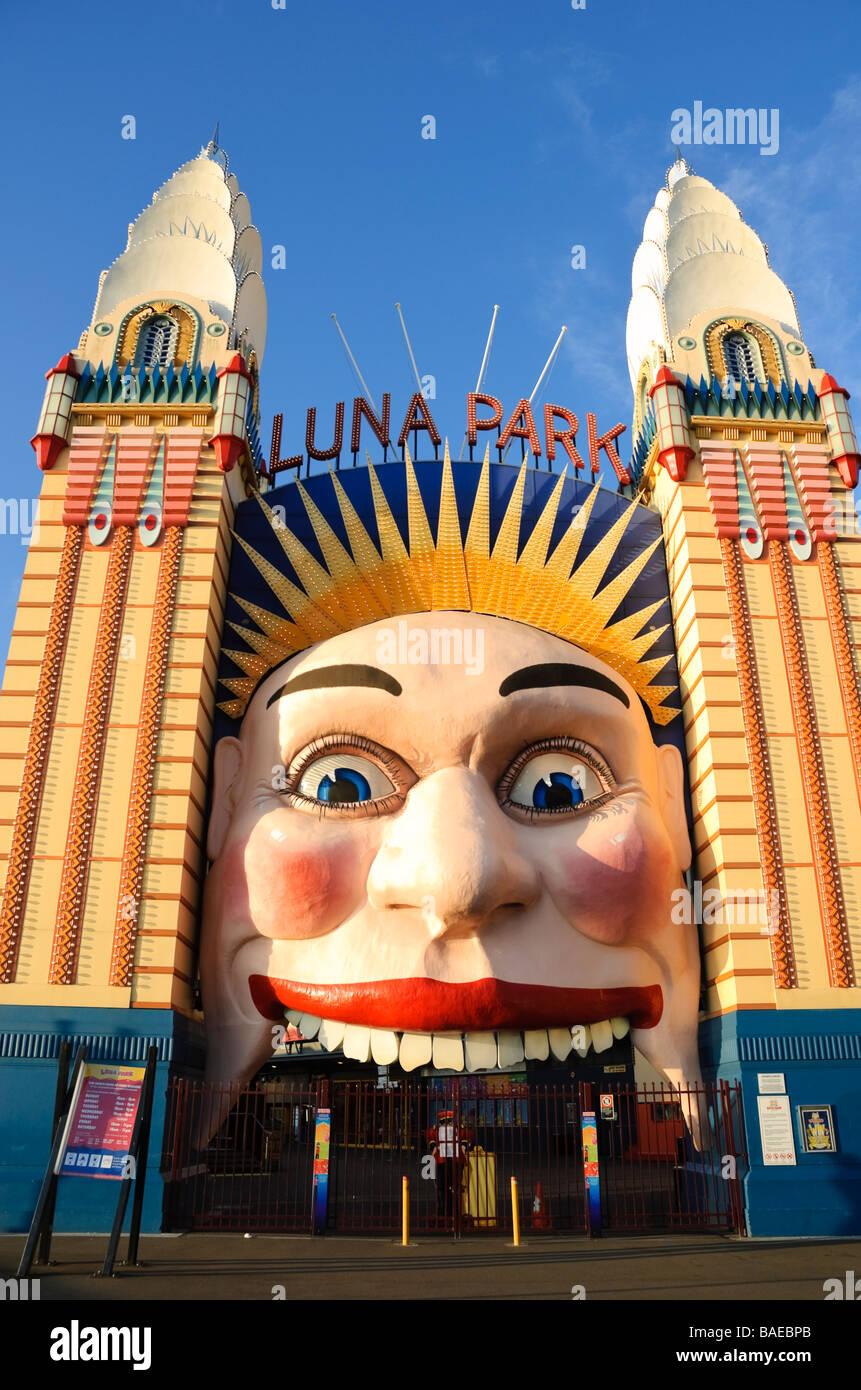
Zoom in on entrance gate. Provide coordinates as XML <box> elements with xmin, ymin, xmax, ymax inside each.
<box><xmin>163</xmin><ymin>1078</ymin><xmax>746</xmax><ymax>1236</ymax></box>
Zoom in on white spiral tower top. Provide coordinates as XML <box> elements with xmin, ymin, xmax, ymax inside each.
<box><xmin>91</xmin><ymin>142</ymin><xmax>267</xmax><ymax>362</ymax></box>
<box><xmin>626</xmin><ymin>157</ymin><xmax>799</xmax><ymax>392</ymax></box>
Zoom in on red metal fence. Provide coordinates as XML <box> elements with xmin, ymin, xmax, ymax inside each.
<box><xmin>162</xmin><ymin>1077</ymin><xmax>746</xmax><ymax>1236</ymax></box>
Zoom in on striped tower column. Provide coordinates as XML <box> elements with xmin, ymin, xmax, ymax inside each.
<box><xmin>653</xmin><ymin>445</ymin><xmax>778</xmax><ymax>1015</ymax></box>
<box><xmin>744</xmin><ymin>433</ymin><xmax>857</xmax><ymax>990</ymax></box>
<box><xmin>719</xmin><ymin>535</ymin><xmax>796</xmax><ymax>990</ymax></box>
<box><xmin>49</xmin><ymin>524</ymin><xmax>135</xmax><ymax>983</ymax></box>
<box><xmin>0</xmin><ymin>527</ymin><xmax>83</xmax><ymax>981</ymax></box>
<box><xmin>109</xmin><ymin>525</ymin><xmax>184</xmax><ymax>986</ymax></box>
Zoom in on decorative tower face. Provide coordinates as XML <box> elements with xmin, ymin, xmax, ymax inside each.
<box><xmin>626</xmin><ymin>159</ymin><xmax>861</xmax><ymax>1236</ymax></box>
<box><xmin>199</xmin><ymin>461</ymin><xmax>702</xmax><ymax>1132</ymax></box>
<box><xmin>0</xmin><ymin>144</ymin><xmax>266</xmax><ymax>1017</ymax></box>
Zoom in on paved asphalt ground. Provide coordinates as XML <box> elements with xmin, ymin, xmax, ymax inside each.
<box><xmin>3</xmin><ymin>1232</ymin><xmax>861</xmax><ymax>1301</ymax></box>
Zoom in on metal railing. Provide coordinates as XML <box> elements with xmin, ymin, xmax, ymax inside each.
<box><xmin>162</xmin><ymin>1077</ymin><xmax>746</xmax><ymax>1237</ymax></box>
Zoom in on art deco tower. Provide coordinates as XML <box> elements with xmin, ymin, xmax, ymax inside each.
<box><xmin>626</xmin><ymin>157</ymin><xmax>861</xmax><ymax>1235</ymax></box>
<box><xmin>0</xmin><ymin>141</ymin><xmax>267</xmax><ymax>1223</ymax></box>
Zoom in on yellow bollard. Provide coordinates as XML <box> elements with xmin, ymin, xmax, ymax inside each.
<box><xmin>402</xmin><ymin>1175</ymin><xmax>410</xmax><ymax>1246</ymax></box>
<box><xmin>511</xmin><ymin>1176</ymin><xmax>521</xmax><ymax>1246</ymax></box>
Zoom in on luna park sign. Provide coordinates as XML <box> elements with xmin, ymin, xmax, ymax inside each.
<box><xmin>268</xmin><ymin>392</ymin><xmax>631</xmax><ymax>484</ymax></box>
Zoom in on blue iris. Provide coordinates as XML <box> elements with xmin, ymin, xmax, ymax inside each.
<box><xmin>317</xmin><ymin>766</ymin><xmax>372</xmax><ymax>804</ymax></box>
<box><xmin>532</xmin><ymin>772</ymin><xmax>584</xmax><ymax>809</ymax></box>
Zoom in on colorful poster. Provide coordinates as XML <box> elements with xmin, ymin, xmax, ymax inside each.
<box><xmin>56</xmin><ymin>1063</ymin><xmax>145</xmax><ymax>1180</ymax></box>
<box><xmin>312</xmin><ymin>1108</ymin><xmax>331</xmax><ymax>1233</ymax></box>
<box><xmin>581</xmin><ymin>1110</ymin><xmax>601</xmax><ymax>1233</ymax></box>
<box><xmin>798</xmin><ymin>1106</ymin><xmax>837</xmax><ymax>1154</ymax></box>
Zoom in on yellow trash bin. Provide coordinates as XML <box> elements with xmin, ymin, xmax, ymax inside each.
<box><xmin>462</xmin><ymin>1146</ymin><xmax>497</xmax><ymax>1227</ymax></box>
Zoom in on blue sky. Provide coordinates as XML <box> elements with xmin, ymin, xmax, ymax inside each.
<box><xmin>1</xmin><ymin>0</ymin><xmax>860</xmax><ymax>664</ymax></box>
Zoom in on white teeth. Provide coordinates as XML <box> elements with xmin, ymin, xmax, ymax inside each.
<box><xmin>308</xmin><ymin>1017</ymin><xmax>628</xmax><ymax>1065</ymax></box>
<box><xmin>398</xmin><ymin>1033</ymin><xmax>433</xmax><ymax>1071</ymax></box>
<box><xmin>523</xmin><ymin>1029</ymin><xmax>550</xmax><ymax>1061</ymax></box>
<box><xmin>317</xmin><ymin>1018</ymin><xmax>346</xmax><ymax>1051</ymax></box>
<box><xmin>464</xmin><ymin>1032</ymin><xmax>498</xmax><ymax>1071</ymax></box>
<box><xmin>433</xmin><ymin>1035</ymin><xmax>465</xmax><ymax>1071</ymax></box>
<box><xmin>342</xmin><ymin>1024</ymin><xmax>371</xmax><ymax>1062</ymax></box>
<box><xmin>370</xmin><ymin>1029</ymin><xmax>399</xmax><ymax>1065</ymax></box>
<box><xmin>285</xmin><ymin>1009</ymin><xmax>303</xmax><ymax>1026</ymax></box>
<box><xmin>497</xmin><ymin>1030</ymin><xmax>524</xmax><ymax>1068</ymax></box>
<box><xmin>548</xmin><ymin>1027</ymin><xmax>573</xmax><ymax>1061</ymax></box>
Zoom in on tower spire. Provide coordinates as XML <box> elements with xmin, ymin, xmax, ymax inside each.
<box><xmin>667</xmin><ymin>146</ymin><xmax>691</xmax><ymax>183</ymax></box>
<box><xmin>90</xmin><ymin>140</ymin><xmax>267</xmax><ymax>363</ymax></box>
<box><xmin>626</xmin><ymin>159</ymin><xmax>798</xmax><ymax>396</ymax></box>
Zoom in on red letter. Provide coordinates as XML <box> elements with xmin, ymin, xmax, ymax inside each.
<box><xmin>398</xmin><ymin>393</ymin><xmax>442</xmax><ymax>449</ymax></box>
<box><xmin>267</xmin><ymin>413</ymin><xmax>302</xmax><ymax>481</ymax></box>
<box><xmin>306</xmin><ymin>403</ymin><xmax>345</xmax><ymax>461</ymax></box>
<box><xmin>497</xmin><ymin>398</ymin><xmax>541</xmax><ymax>456</ymax></box>
<box><xmin>543</xmin><ymin>404</ymin><xmax>586</xmax><ymax>471</ymax></box>
<box><xmin>466</xmin><ymin>393</ymin><xmax>503</xmax><ymax>448</ymax></box>
<box><xmin>587</xmin><ymin>413</ymin><xmax>629</xmax><ymax>483</ymax></box>
<box><xmin>351</xmin><ymin>394</ymin><xmax>391</xmax><ymax>453</ymax></box>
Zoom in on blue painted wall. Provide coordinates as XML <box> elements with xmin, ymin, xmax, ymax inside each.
<box><xmin>0</xmin><ymin>1006</ymin><xmax>204</xmax><ymax>1235</ymax></box>
<box><xmin>3</xmin><ymin>1003</ymin><xmax>858</xmax><ymax>1237</ymax></box>
<box><xmin>699</xmin><ymin>1009</ymin><xmax>861</xmax><ymax>1237</ymax></box>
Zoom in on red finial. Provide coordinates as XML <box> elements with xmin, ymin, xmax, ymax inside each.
<box><xmin>650</xmin><ymin>366</ymin><xmax>679</xmax><ymax>393</ymax></box>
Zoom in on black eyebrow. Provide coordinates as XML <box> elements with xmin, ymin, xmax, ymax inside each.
<box><xmin>265</xmin><ymin>663</ymin><xmax>402</xmax><ymax>708</ymax></box>
<box><xmin>498</xmin><ymin>663</ymin><xmax>630</xmax><ymax>708</ymax></box>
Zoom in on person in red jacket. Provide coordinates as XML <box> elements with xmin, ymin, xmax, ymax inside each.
<box><xmin>429</xmin><ymin>1110</ymin><xmax>472</xmax><ymax>1224</ymax></box>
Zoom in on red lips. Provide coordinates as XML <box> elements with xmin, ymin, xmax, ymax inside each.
<box><xmin>250</xmin><ymin>974</ymin><xmax>662</xmax><ymax>1031</ymax></box>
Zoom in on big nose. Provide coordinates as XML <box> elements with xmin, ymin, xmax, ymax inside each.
<box><xmin>367</xmin><ymin>766</ymin><xmax>540</xmax><ymax>937</ymax></box>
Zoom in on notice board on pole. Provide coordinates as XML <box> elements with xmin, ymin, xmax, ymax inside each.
<box><xmin>56</xmin><ymin>1063</ymin><xmax>146</xmax><ymax>1179</ymax></box>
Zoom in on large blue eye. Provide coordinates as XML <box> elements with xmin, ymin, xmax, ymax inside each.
<box><xmin>318</xmin><ymin>767</ymin><xmax>372</xmax><ymax>803</ymax></box>
<box><xmin>531</xmin><ymin>772</ymin><xmax>584</xmax><ymax>809</ymax></box>
<box><xmin>297</xmin><ymin>753</ymin><xmax>395</xmax><ymax>805</ymax></box>
<box><xmin>507</xmin><ymin>752</ymin><xmax>604</xmax><ymax>812</ymax></box>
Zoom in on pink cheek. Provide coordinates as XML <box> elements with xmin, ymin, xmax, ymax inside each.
<box><xmin>218</xmin><ymin>841</ymin><xmax>253</xmax><ymax>922</ymax></box>
<box><xmin>222</xmin><ymin>831</ymin><xmax>365</xmax><ymax>940</ymax></box>
<box><xmin>552</xmin><ymin>820</ymin><xmax>670</xmax><ymax>945</ymax></box>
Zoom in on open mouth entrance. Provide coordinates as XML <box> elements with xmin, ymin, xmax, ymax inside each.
<box><xmin>250</xmin><ymin>974</ymin><xmax>662</xmax><ymax>1071</ymax></box>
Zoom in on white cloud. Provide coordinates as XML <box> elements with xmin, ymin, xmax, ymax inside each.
<box><xmin>474</xmin><ymin>55</ymin><xmax>500</xmax><ymax>79</ymax></box>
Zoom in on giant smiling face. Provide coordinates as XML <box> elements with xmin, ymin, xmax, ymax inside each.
<box><xmin>200</xmin><ymin>610</ymin><xmax>702</xmax><ymax>1125</ymax></box>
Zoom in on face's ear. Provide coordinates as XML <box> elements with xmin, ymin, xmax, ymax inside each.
<box><xmin>656</xmin><ymin>742</ymin><xmax>692</xmax><ymax>874</ymax></box>
<box><xmin>207</xmin><ymin>736</ymin><xmax>244</xmax><ymax>862</ymax></box>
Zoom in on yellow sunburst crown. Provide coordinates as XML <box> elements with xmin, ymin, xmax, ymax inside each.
<box><xmin>219</xmin><ymin>443</ymin><xmax>680</xmax><ymax>724</ymax></box>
